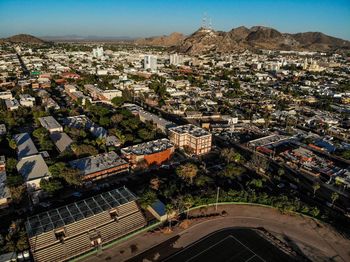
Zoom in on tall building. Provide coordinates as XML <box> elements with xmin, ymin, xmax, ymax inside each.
<box><xmin>144</xmin><ymin>55</ymin><xmax>157</xmax><ymax>71</ymax></box>
<box><xmin>170</xmin><ymin>53</ymin><xmax>183</xmax><ymax>66</ymax></box>
<box><xmin>168</xmin><ymin>124</ymin><xmax>212</xmax><ymax>155</ymax></box>
<box><xmin>92</xmin><ymin>47</ymin><xmax>104</xmax><ymax>58</ymax></box>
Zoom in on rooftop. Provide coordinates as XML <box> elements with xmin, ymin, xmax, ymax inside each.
<box><xmin>169</xmin><ymin>124</ymin><xmax>210</xmax><ymax>137</ymax></box>
<box><xmin>17</xmin><ymin>154</ymin><xmax>50</xmax><ymax>182</ymax></box>
<box><xmin>25</xmin><ymin>186</ymin><xmax>137</xmax><ymax>237</ymax></box>
<box><xmin>121</xmin><ymin>138</ymin><xmax>174</xmax><ymax>156</ymax></box>
<box><xmin>50</xmin><ymin>132</ymin><xmax>73</xmax><ymax>153</ymax></box>
<box><xmin>13</xmin><ymin>133</ymin><xmax>39</xmax><ymax>160</ymax></box>
<box><xmin>69</xmin><ymin>151</ymin><xmax>128</xmax><ymax>176</ymax></box>
<box><xmin>38</xmin><ymin>116</ymin><xmax>62</xmax><ymax>130</ymax></box>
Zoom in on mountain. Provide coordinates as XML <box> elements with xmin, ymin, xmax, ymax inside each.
<box><xmin>172</xmin><ymin>26</ymin><xmax>350</xmax><ymax>54</ymax></box>
<box><xmin>2</xmin><ymin>34</ymin><xmax>47</xmax><ymax>44</ymax></box>
<box><xmin>135</xmin><ymin>32</ymin><xmax>185</xmax><ymax>47</ymax></box>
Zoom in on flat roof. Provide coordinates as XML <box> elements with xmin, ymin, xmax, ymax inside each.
<box><xmin>25</xmin><ymin>186</ymin><xmax>137</xmax><ymax>237</ymax></box>
<box><xmin>63</xmin><ymin>115</ymin><xmax>107</xmax><ymax>138</ymax></box>
<box><xmin>38</xmin><ymin>116</ymin><xmax>62</xmax><ymax>130</ymax></box>
<box><xmin>168</xmin><ymin>124</ymin><xmax>210</xmax><ymax>137</ymax></box>
<box><xmin>121</xmin><ymin>138</ymin><xmax>174</xmax><ymax>156</ymax></box>
<box><xmin>14</xmin><ymin>133</ymin><xmax>39</xmax><ymax>160</ymax></box>
<box><xmin>69</xmin><ymin>151</ymin><xmax>128</xmax><ymax>176</ymax></box>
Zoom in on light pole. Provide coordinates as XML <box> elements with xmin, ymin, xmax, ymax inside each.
<box><xmin>215</xmin><ymin>187</ymin><xmax>220</xmax><ymax>211</ymax></box>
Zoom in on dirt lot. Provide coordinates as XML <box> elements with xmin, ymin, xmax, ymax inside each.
<box><xmin>82</xmin><ymin>204</ymin><xmax>350</xmax><ymax>262</ymax></box>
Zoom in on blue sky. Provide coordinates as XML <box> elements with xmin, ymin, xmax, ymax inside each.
<box><xmin>0</xmin><ymin>0</ymin><xmax>349</xmax><ymax>39</ymax></box>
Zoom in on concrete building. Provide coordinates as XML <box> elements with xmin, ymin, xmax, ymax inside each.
<box><xmin>19</xmin><ymin>94</ymin><xmax>35</xmax><ymax>107</ymax></box>
<box><xmin>0</xmin><ymin>156</ymin><xmax>11</xmax><ymax>208</ymax></box>
<box><xmin>38</xmin><ymin>116</ymin><xmax>63</xmax><ymax>134</ymax></box>
<box><xmin>170</xmin><ymin>53</ymin><xmax>183</xmax><ymax>66</ymax></box>
<box><xmin>69</xmin><ymin>151</ymin><xmax>129</xmax><ymax>181</ymax></box>
<box><xmin>25</xmin><ymin>187</ymin><xmax>146</xmax><ymax>262</ymax></box>
<box><xmin>62</xmin><ymin>115</ymin><xmax>107</xmax><ymax>138</ymax></box>
<box><xmin>92</xmin><ymin>46</ymin><xmax>104</xmax><ymax>58</ymax></box>
<box><xmin>17</xmin><ymin>154</ymin><xmax>50</xmax><ymax>191</ymax></box>
<box><xmin>5</xmin><ymin>98</ymin><xmax>19</xmax><ymax>111</ymax></box>
<box><xmin>121</xmin><ymin>138</ymin><xmax>174</xmax><ymax>168</ymax></box>
<box><xmin>84</xmin><ymin>84</ymin><xmax>122</xmax><ymax>101</ymax></box>
<box><xmin>144</xmin><ymin>55</ymin><xmax>157</xmax><ymax>71</ymax></box>
<box><xmin>50</xmin><ymin>132</ymin><xmax>73</xmax><ymax>153</ymax></box>
<box><xmin>123</xmin><ymin>103</ymin><xmax>176</xmax><ymax>133</ymax></box>
<box><xmin>168</xmin><ymin>124</ymin><xmax>212</xmax><ymax>155</ymax></box>
<box><xmin>0</xmin><ymin>91</ymin><xmax>13</xmax><ymax>100</ymax></box>
<box><xmin>0</xmin><ymin>124</ymin><xmax>6</xmax><ymax>136</ymax></box>
<box><xmin>13</xmin><ymin>133</ymin><xmax>39</xmax><ymax>160</ymax></box>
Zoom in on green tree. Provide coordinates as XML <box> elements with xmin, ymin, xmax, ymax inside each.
<box><xmin>176</xmin><ymin>163</ymin><xmax>198</xmax><ymax>184</ymax></box>
<box><xmin>220</xmin><ymin>164</ymin><xmax>245</xmax><ymax>179</ymax></box>
<box><xmin>312</xmin><ymin>183</ymin><xmax>320</xmax><ymax>197</ymax></box>
<box><xmin>165</xmin><ymin>203</ymin><xmax>174</xmax><ymax>229</ymax></box>
<box><xmin>40</xmin><ymin>178</ymin><xmax>63</xmax><ymax>193</ymax></box>
<box><xmin>111</xmin><ymin>96</ymin><xmax>125</xmax><ymax>107</ymax></box>
<box><xmin>139</xmin><ymin>190</ymin><xmax>157</xmax><ymax>209</ymax></box>
<box><xmin>331</xmin><ymin>192</ymin><xmax>339</xmax><ymax>206</ymax></box>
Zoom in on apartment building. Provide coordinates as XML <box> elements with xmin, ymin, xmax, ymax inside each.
<box><xmin>69</xmin><ymin>151</ymin><xmax>129</xmax><ymax>181</ymax></box>
<box><xmin>121</xmin><ymin>138</ymin><xmax>174</xmax><ymax>168</ymax></box>
<box><xmin>19</xmin><ymin>94</ymin><xmax>35</xmax><ymax>107</ymax></box>
<box><xmin>26</xmin><ymin>187</ymin><xmax>146</xmax><ymax>262</ymax></box>
<box><xmin>168</xmin><ymin>124</ymin><xmax>212</xmax><ymax>155</ymax></box>
<box><xmin>38</xmin><ymin>116</ymin><xmax>63</xmax><ymax>134</ymax></box>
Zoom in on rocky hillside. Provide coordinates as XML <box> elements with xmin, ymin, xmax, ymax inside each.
<box><xmin>154</xmin><ymin>26</ymin><xmax>350</xmax><ymax>54</ymax></box>
<box><xmin>135</xmin><ymin>32</ymin><xmax>185</xmax><ymax>47</ymax></box>
<box><xmin>1</xmin><ymin>34</ymin><xmax>46</xmax><ymax>44</ymax></box>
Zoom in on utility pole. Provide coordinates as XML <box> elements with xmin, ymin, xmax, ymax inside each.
<box><xmin>215</xmin><ymin>187</ymin><xmax>220</xmax><ymax>211</ymax></box>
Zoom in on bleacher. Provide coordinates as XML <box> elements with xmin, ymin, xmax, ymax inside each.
<box><xmin>26</xmin><ymin>187</ymin><xmax>146</xmax><ymax>262</ymax></box>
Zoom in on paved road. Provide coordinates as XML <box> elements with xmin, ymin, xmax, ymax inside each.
<box><xmin>82</xmin><ymin>204</ymin><xmax>350</xmax><ymax>262</ymax></box>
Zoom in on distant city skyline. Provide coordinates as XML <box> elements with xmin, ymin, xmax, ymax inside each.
<box><xmin>0</xmin><ymin>0</ymin><xmax>349</xmax><ymax>40</ymax></box>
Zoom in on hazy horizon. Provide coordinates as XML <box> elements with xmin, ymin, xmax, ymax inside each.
<box><xmin>1</xmin><ymin>0</ymin><xmax>350</xmax><ymax>40</ymax></box>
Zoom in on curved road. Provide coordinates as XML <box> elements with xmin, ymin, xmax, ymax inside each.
<box><xmin>82</xmin><ymin>204</ymin><xmax>350</xmax><ymax>262</ymax></box>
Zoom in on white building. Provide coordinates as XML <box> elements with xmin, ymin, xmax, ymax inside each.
<box><xmin>0</xmin><ymin>91</ymin><xmax>13</xmax><ymax>100</ymax></box>
<box><xmin>144</xmin><ymin>55</ymin><xmax>157</xmax><ymax>71</ymax></box>
<box><xmin>92</xmin><ymin>47</ymin><xmax>104</xmax><ymax>58</ymax></box>
<box><xmin>170</xmin><ymin>53</ymin><xmax>183</xmax><ymax>66</ymax></box>
<box><xmin>19</xmin><ymin>94</ymin><xmax>35</xmax><ymax>107</ymax></box>
<box><xmin>5</xmin><ymin>99</ymin><xmax>19</xmax><ymax>111</ymax></box>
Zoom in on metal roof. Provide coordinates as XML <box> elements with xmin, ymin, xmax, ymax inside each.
<box><xmin>25</xmin><ymin>186</ymin><xmax>137</xmax><ymax>237</ymax></box>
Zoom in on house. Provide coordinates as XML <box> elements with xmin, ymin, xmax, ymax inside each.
<box><xmin>0</xmin><ymin>156</ymin><xmax>11</xmax><ymax>208</ymax></box>
<box><xmin>0</xmin><ymin>90</ymin><xmax>13</xmax><ymax>100</ymax></box>
<box><xmin>0</xmin><ymin>124</ymin><xmax>6</xmax><ymax>136</ymax></box>
<box><xmin>50</xmin><ymin>132</ymin><xmax>73</xmax><ymax>153</ymax></box>
<box><xmin>69</xmin><ymin>151</ymin><xmax>129</xmax><ymax>181</ymax></box>
<box><xmin>38</xmin><ymin>116</ymin><xmax>63</xmax><ymax>133</ymax></box>
<box><xmin>25</xmin><ymin>187</ymin><xmax>146</xmax><ymax>262</ymax></box>
<box><xmin>19</xmin><ymin>94</ymin><xmax>35</xmax><ymax>107</ymax></box>
<box><xmin>121</xmin><ymin>138</ymin><xmax>174</xmax><ymax>168</ymax></box>
<box><xmin>16</xmin><ymin>154</ymin><xmax>50</xmax><ymax>191</ymax></box>
<box><xmin>5</xmin><ymin>99</ymin><xmax>20</xmax><ymax>111</ymax></box>
<box><xmin>13</xmin><ymin>133</ymin><xmax>39</xmax><ymax>160</ymax></box>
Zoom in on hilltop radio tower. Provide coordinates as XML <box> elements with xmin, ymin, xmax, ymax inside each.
<box><xmin>201</xmin><ymin>12</ymin><xmax>212</xmax><ymax>30</ymax></box>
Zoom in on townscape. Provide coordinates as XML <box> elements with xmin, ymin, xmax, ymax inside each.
<box><xmin>0</xmin><ymin>3</ymin><xmax>350</xmax><ymax>262</ymax></box>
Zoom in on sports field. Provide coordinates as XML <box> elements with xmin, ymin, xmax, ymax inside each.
<box><xmin>163</xmin><ymin>228</ymin><xmax>295</xmax><ymax>262</ymax></box>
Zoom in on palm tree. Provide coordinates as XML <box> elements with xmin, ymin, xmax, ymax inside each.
<box><xmin>96</xmin><ymin>137</ymin><xmax>106</xmax><ymax>152</ymax></box>
<box><xmin>165</xmin><ymin>203</ymin><xmax>174</xmax><ymax>229</ymax></box>
<box><xmin>115</xmin><ymin>130</ymin><xmax>126</xmax><ymax>145</ymax></box>
<box><xmin>312</xmin><ymin>183</ymin><xmax>320</xmax><ymax>197</ymax></box>
<box><xmin>331</xmin><ymin>192</ymin><xmax>339</xmax><ymax>206</ymax></box>
<box><xmin>182</xmin><ymin>195</ymin><xmax>194</xmax><ymax>219</ymax></box>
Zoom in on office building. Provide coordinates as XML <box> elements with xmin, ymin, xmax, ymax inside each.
<box><xmin>69</xmin><ymin>151</ymin><xmax>129</xmax><ymax>181</ymax></box>
<box><xmin>168</xmin><ymin>124</ymin><xmax>212</xmax><ymax>155</ymax></box>
<box><xmin>144</xmin><ymin>55</ymin><xmax>157</xmax><ymax>71</ymax></box>
<box><xmin>38</xmin><ymin>116</ymin><xmax>63</xmax><ymax>134</ymax></box>
<box><xmin>121</xmin><ymin>138</ymin><xmax>174</xmax><ymax>168</ymax></box>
